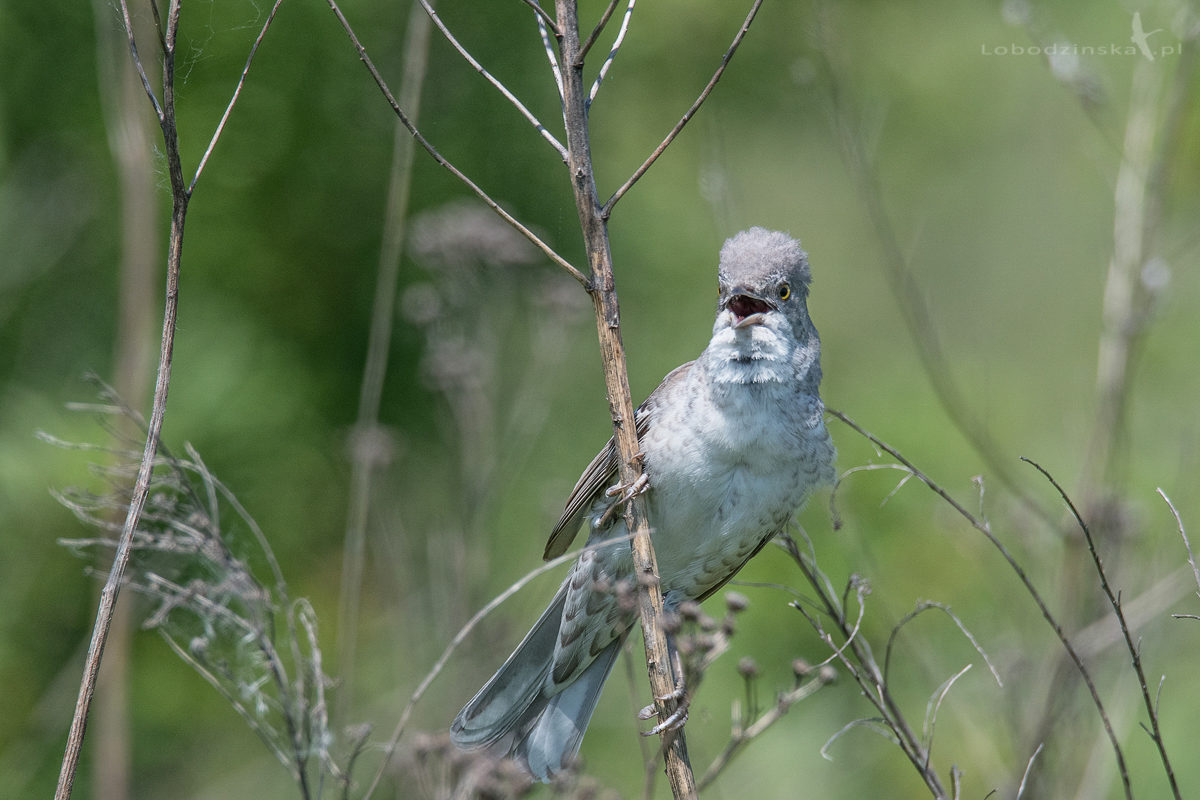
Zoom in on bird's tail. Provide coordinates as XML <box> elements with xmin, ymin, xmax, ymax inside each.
<box><xmin>450</xmin><ymin>585</ymin><xmax>623</xmax><ymax>781</ymax></box>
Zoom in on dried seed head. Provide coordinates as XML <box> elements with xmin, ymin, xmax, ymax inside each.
<box><xmin>725</xmin><ymin>591</ymin><xmax>749</xmax><ymax>613</ymax></box>
<box><xmin>678</xmin><ymin>600</ymin><xmax>703</xmax><ymax>621</ymax></box>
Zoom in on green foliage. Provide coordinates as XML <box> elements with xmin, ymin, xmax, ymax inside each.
<box><xmin>2</xmin><ymin>0</ymin><xmax>1198</xmax><ymax>797</ymax></box>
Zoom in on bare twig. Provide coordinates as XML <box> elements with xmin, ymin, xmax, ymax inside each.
<box><xmin>520</xmin><ymin>0</ymin><xmax>558</xmax><ymax>33</ymax></box>
<box><xmin>360</xmin><ymin>545</ymin><xmax>600</xmax><ymax>800</ymax></box>
<box><xmin>417</xmin><ymin>0</ymin><xmax>567</xmax><ymax>159</ymax></box>
<box><xmin>921</xmin><ymin>664</ymin><xmax>971</xmax><ymax>769</ymax></box>
<box><xmin>555</xmin><ymin>1</ymin><xmax>695</xmax><ymax>793</ymax></box>
<box><xmin>603</xmin><ymin>0</ymin><xmax>763</xmax><ymax>216</ymax></box>
<box><xmin>579</xmin><ymin>0</ymin><xmax>620</xmax><ymax>61</ymax></box>
<box><xmin>1086</xmin><ymin>30</ymin><xmax>1197</xmax><ymax>491</ymax></box>
<box><xmin>56</xmin><ymin>2</ymin><xmax>191</xmax><ymax>795</ymax></box>
<box><xmin>1023</xmin><ymin>457</ymin><xmax>1181</xmax><ymax>799</ymax></box>
<box><xmin>826</xmin><ymin>408</ymin><xmax>1132</xmax><ymax>800</ymax></box>
<box><xmin>1016</xmin><ymin>743</ymin><xmax>1045</xmax><ymax>799</ymax></box>
<box><xmin>884</xmin><ymin>601</ymin><xmax>1002</xmax><ymax>689</ymax></box>
<box><xmin>1160</xmin><ymin>488</ymin><xmax>1200</xmax><ymax>596</ymax></box>
<box><xmin>114</xmin><ymin>0</ymin><xmax>162</xmax><ymax>119</ymax></box>
<box><xmin>812</xmin><ymin>12</ymin><xmax>1056</xmax><ymax>526</ymax></box>
<box><xmin>190</xmin><ymin>0</ymin><xmax>285</xmax><ymax>194</ymax></box>
<box><xmin>696</xmin><ymin>666</ymin><xmax>835</xmax><ymax>790</ymax></box>
<box><xmin>90</xmin><ymin>2</ymin><xmax>162</xmax><ymax>792</ymax></box>
<box><xmin>537</xmin><ymin>13</ymin><xmax>564</xmax><ymax>100</ymax></box>
<box><xmin>336</xmin><ymin>0</ymin><xmax>433</xmax><ymax>728</ymax></box>
<box><xmin>780</xmin><ymin>533</ymin><xmax>947</xmax><ymax>798</ymax></box>
<box><xmin>325</xmin><ymin>0</ymin><xmax>586</xmax><ymax>284</ymax></box>
<box><xmin>587</xmin><ymin>0</ymin><xmax>635</xmax><ymax>106</ymax></box>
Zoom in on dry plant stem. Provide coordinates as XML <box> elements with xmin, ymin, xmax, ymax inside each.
<box><xmin>1023</xmin><ymin>458</ymin><xmax>1181</xmax><ymax>799</ymax></box>
<box><xmin>520</xmin><ymin>0</ymin><xmax>558</xmax><ymax>32</ymax></box>
<box><xmin>90</xmin><ymin>3</ymin><xmax>161</xmax><ymax>795</ymax></box>
<box><xmin>190</xmin><ymin>0</ymin><xmax>285</xmax><ymax>194</ymax></box>
<box><xmin>579</xmin><ymin>0</ymin><xmax>620</xmax><ymax>60</ymax></box>
<box><xmin>827</xmin><ymin>409</ymin><xmax>1133</xmax><ymax>800</ymax></box>
<box><xmin>696</xmin><ymin>671</ymin><xmax>834</xmax><ymax>790</ymax></box>
<box><xmin>554</xmin><ymin>2</ymin><xmax>695</xmax><ymax>795</ymax></box>
<box><xmin>360</xmin><ymin>547</ymin><xmax>595</xmax><ymax>800</ymax></box>
<box><xmin>325</xmin><ymin>0</ymin><xmax>587</xmax><ymax>285</ymax></box>
<box><xmin>1086</xmin><ymin>37</ymin><xmax>1196</xmax><ymax>490</ymax></box>
<box><xmin>56</xmin><ymin>4</ymin><xmax>189</xmax><ymax>798</ymax></box>
<box><xmin>780</xmin><ymin>534</ymin><xmax>948</xmax><ymax>799</ymax></box>
<box><xmin>587</xmin><ymin>0</ymin><xmax>635</xmax><ymax>105</ymax></box>
<box><xmin>417</xmin><ymin>0</ymin><xmax>567</xmax><ymax>158</ymax></box>
<box><xmin>336</xmin><ymin>0</ymin><xmax>433</xmax><ymax>727</ymax></box>
<box><xmin>602</xmin><ymin>0</ymin><xmax>763</xmax><ymax>217</ymax></box>
<box><xmin>1159</xmin><ymin>488</ymin><xmax>1200</xmax><ymax>596</ymax></box>
<box><xmin>811</xmin><ymin>7</ymin><xmax>1052</xmax><ymax>524</ymax></box>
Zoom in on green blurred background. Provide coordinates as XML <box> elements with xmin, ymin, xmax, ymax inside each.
<box><xmin>2</xmin><ymin>0</ymin><xmax>1198</xmax><ymax>797</ymax></box>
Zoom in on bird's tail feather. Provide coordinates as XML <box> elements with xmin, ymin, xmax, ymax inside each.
<box><xmin>516</xmin><ymin>638</ymin><xmax>621</xmax><ymax>781</ymax></box>
<box><xmin>450</xmin><ymin>586</ymin><xmax>566</xmax><ymax>749</ymax></box>
<box><xmin>450</xmin><ymin>584</ymin><xmax>624</xmax><ymax>780</ymax></box>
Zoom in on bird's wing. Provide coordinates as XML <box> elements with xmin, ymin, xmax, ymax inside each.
<box><xmin>542</xmin><ymin>361</ymin><xmax>694</xmax><ymax>560</ymax></box>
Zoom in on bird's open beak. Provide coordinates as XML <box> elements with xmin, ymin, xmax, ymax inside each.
<box><xmin>725</xmin><ymin>292</ymin><xmax>775</xmax><ymax>329</ymax></box>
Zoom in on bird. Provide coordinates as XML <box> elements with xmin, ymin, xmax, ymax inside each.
<box><xmin>450</xmin><ymin>227</ymin><xmax>836</xmax><ymax>780</ymax></box>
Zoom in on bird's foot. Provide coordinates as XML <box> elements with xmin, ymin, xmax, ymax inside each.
<box><xmin>638</xmin><ymin>699</ymin><xmax>689</xmax><ymax>736</ymax></box>
<box><xmin>638</xmin><ymin>659</ymin><xmax>689</xmax><ymax>735</ymax></box>
<box><xmin>595</xmin><ymin>470</ymin><xmax>651</xmax><ymax>528</ymax></box>
<box><xmin>605</xmin><ymin>471</ymin><xmax>650</xmax><ymax>502</ymax></box>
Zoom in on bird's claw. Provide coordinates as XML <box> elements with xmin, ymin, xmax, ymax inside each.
<box><xmin>596</xmin><ymin>471</ymin><xmax>651</xmax><ymax>528</ymax></box>
<box><xmin>656</xmin><ymin>683</ymin><xmax>686</xmax><ymax>703</ymax></box>
<box><xmin>639</xmin><ymin>667</ymin><xmax>689</xmax><ymax>735</ymax></box>
<box><xmin>642</xmin><ymin>704</ymin><xmax>689</xmax><ymax>736</ymax></box>
<box><xmin>605</xmin><ymin>471</ymin><xmax>650</xmax><ymax>502</ymax></box>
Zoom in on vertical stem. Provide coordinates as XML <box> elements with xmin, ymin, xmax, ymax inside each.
<box><xmin>56</xmin><ymin>2</ymin><xmax>190</xmax><ymax>796</ymax></box>
<box><xmin>1086</xmin><ymin>57</ymin><xmax>1161</xmax><ymax>495</ymax></box>
<box><xmin>90</xmin><ymin>1</ymin><xmax>161</xmax><ymax>797</ymax></box>
<box><xmin>336</xmin><ymin>0</ymin><xmax>433</xmax><ymax>728</ymax></box>
<box><xmin>553</xmin><ymin>2</ymin><xmax>695</xmax><ymax>795</ymax></box>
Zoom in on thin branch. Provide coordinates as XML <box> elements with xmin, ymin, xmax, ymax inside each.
<box><xmin>579</xmin><ymin>0</ymin><xmax>620</xmax><ymax>61</ymax></box>
<box><xmin>556</xmin><ymin>0</ymin><xmax>694</xmax><ymax>793</ymax></box>
<box><xmin>1160</xmin><ymin>488</ymin><xmax>1200</xmax><ymax>595</ymax></box>
<box><xmin>325</xmin><ymin>0</ymin><xmax>586</xmax><ymax>285</ymax></box>
<box><xmin>1016</xmin><ymin>743</ymin><xmax>1045</xmax><ymax>799</ymax></box>
<box><xmin>418</xmin><ymin>0</ymin><xmax>567</xmax><ymax>159</ymax></box>
<box><xmin>520</xmin><ymin>0</ymin><xmax>558</xmax><ymax>33</ymax></box>
<box><xmin>190</xmin><ymin>0</ymin><xmax>285</xmax><ymax>194</ymax></box>
<box><xmin>812</xmin><ymin>14</ymin><xmax>1058</xmax><ymax>529</ymax></box>
<box><xmin>116</xmin><ymin>0</ymin><xmax>163</xmax><ymax>120</ymax></box>
<box><xmin>826</xmin><ymin>408</ymin><xmax>1132</xmax><ymax>800</ymax></box>
<box><xmin>603</xmin><ymin>0</ymin><xmax>763</xmax><ymax>217</ymax></box>
<box><xmin>781</xmin><ymin>533</ymin><xmax>946</xmax><ymax>797</ymax></box>
<box><xmin>336</xmin><ymin>0</ymin><xmax>433</xmax><ymax>729</ymax></box>
<box><xmin>160</xmin><ymin>634</ymin><xmax>296</xmax><ymax>773</ymax></box>
<box><xmin>56</xmin><ymin>2</ymin><xmax>190</xmax><ymax>796</ymax></box>
<box><xmin>537</xmin><ymin>13</ymin><xmax>564</xmax><ymax>100</ymax></box>
<box><xmin>587</xmin><ymin>0</ymin><xmax>635</xmax><ymax>107</ymax></box>
<box><xmin>820</xmin><ymin>717</ymin><xmax>900</xmax><ymax>760</ymax></box>
<box><xmin>884</xmin><ymin>601</ymin><xmax>1002</xmax><ymax>689</ymax></box>
<box><xmin>1023</xmin><ymin>457</ymin><xmax>1181</xmax><ymax>799</ymax></box>
<box><xmin>922</xmin><ymin>664</ymin><xmax>971</xmax><ymax>768</ymax></box>
<box><xmin>360</xmin><ymin>545</ymin><xmax>600</xmax><ymax>800</ymax></box>
<box><xmin>696</xmin><ymin>666</ymin><xmax>835</xmax><ymax>790</ymax></box>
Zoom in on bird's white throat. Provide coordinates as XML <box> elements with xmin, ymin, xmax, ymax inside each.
<box><xmin>704</xmin><ymin>321</ymin><xmax>793</xmax><ymax>386</ymax></box>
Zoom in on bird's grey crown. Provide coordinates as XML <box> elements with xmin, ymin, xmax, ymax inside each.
<box><xmin>718</xmin><ymin>227</ymin><xmax>810</xmax><ymax>289</ymax></box>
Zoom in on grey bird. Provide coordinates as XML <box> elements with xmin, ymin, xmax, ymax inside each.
<box><xmin>450</xmin><ymin>227</ymin><xmax>836</xmax><ymax>780</ymax></box>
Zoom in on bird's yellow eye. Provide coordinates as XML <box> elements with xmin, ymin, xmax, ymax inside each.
<box><xmin>778</xmin><ymin>283</ymin><xmax>791</xmax><ymax>301</ymax></box>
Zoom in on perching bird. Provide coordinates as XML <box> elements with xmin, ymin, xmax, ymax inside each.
<box><xmin>450</xmin><ymin>227</ymin><xmax>836</xmax><ymax>780</ymax></box>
